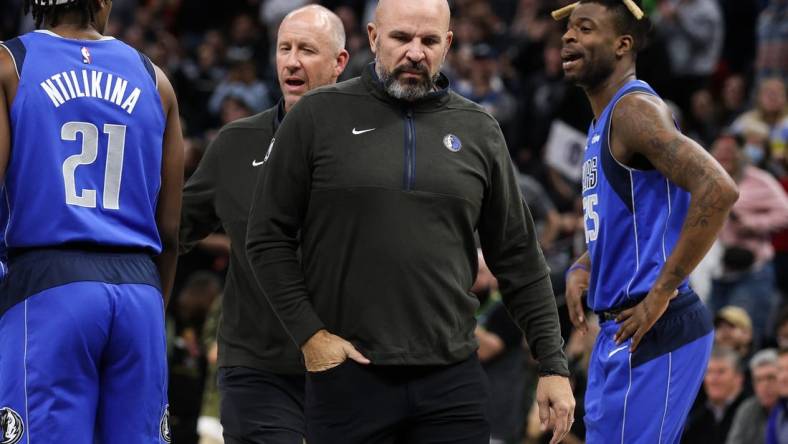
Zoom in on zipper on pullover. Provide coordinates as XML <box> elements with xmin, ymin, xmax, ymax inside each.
<box><xmin>403</xmin><ymin>109</ymin><xmax>416</xmax><ymax>191</ymax></box>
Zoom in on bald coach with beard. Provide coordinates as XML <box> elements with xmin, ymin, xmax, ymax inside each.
<box><xmin>246</xmin><ymin>1</ymin><xmax>574</xmax><ymax>443</ymax></box>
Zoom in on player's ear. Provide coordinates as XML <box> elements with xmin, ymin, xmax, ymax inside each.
<box><xmin>615</xmin><ymin>34</ymin><xmax>633</xmax><ymax>58</ymax></box>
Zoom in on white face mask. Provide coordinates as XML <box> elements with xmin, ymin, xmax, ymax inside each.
<box><xmin>744</xmin><ymin>144</ymin><xmax>766</xmax><ymax>164</ymax></box>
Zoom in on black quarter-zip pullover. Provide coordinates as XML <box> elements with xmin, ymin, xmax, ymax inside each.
<box><xmin>246</xmin><ymin>65</ymin><xmax>569</xmax><ymax>376</ymax></box>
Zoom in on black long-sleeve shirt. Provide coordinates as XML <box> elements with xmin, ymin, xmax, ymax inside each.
<box><xmin>180</xmin><ymin>102</ymin><xmax>304</xmax><ymax>374</ymax></box>
<box><xmin>246</xmin><ymin>65</ymin><xmax>569</xmax><ymax>376</ymax></box>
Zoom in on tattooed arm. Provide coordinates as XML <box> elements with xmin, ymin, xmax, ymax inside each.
<box><xmin>609</xmin><ymin>93</ymin><xmax>739</xmax><ymax>350</ymax></box>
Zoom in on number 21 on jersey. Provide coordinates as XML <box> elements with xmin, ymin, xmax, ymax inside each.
<box><xmin>61</xmin><ymin>121</ymin><xmax>126</xmax><ymax>210</ymax></box>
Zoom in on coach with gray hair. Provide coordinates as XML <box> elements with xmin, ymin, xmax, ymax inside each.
<box><xmin>179</xmin><ymin>5</ymin><xmax>348</xmax><ymax>443</ymax></box>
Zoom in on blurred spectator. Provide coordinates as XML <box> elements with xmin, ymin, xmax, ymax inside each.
<box><xmin>174</xmin><ymin>40</ymin><xmax>228</xmax><ymax>136</ymax></box>
<box><xmin>710</xmin><ymin>134</ymin><xmax>788</xmax><ymax>345</ymax></box>
<box><xmin>686</xmin><ymin>88</ymin><xmax>722</xmax><ymax>147</ymax></box>
<box><xmin>719</xmin><ymin>74</ymin><xmax>749</xmax><ymax>127</ymax></box>
<box><xmin>455</xmin><ymin>43</ymin><xmax>516</xmax><ymax>131</ymax></box>
<box><xmin>765</xmin><ymin>348</ymin><xmax>788</xmax><ymax>444</ymax></box>
<box><xmin>473</xmin><ymin>251</ymin><xmax>527</xmax><ymax>444</ymax></box>
<box><xmin>727</xmin><ymin>349</ymin><xmax>781</xmax><ymax>444</ymax></box>
<box><xmin>754</xmin><ymin>0</ymin><xmax>788</xmax><ymax>86</ymax></box>
<box><xmin>225</xmin><ymin>13</ymin><xmax>268</xmax><ymax>73</ymax></box>
<box><xmin>683</xmin><ymin>347</ymin><xmax>747</xmax><ymax>444</ymax></box>
<box><xmin>737</xmin><ymin>118</ymin><xmax>786</xmax><ymax>178</ymax></box>
<box><xmin>208</xmin><ymin>59</ymin><xmax>271</xmax><ymax>117</ymax></box>
<box><xmin>715</xmin><ymin>306</ymin><xmax>754</xmax><ymax>359</ymax></box>
<box><xmin>732</xmin><ymin>77</ymin><xmax>788</xmax><ymax>162</ymax></box>
<box><xmin>653</xmin><ymin>0</ymin><xmax>724</xmax><ymax>113</ymax></box>
<box><xmin>514</xmin><ymin>34</ymin><xmax>571</xmax><ymax>166</ymax></box>
<box><xmin>168</xmin><ymin>272</ymin><xmax>223</xmax><ymax>444</ymax></box>
<box><xmin>218</xmin><ymin>96</ymin><xmax>254</xmax><ymax>127</ymax></box>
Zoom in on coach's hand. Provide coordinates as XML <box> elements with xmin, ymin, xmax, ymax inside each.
<box><xmin>302</xmin><ymin>329</ymin><xmax>370</xmax><ymax>372</ymax></box>
<box><xmin>614</xmin><ymin>288</ymin><xmax>678</xmax><ymax>352</ymax></box>
<box><xmin>536</xmin><ymin>375</ymin><xmax>575</xmax><ymax>444</ymax></box>
<box><xmin>565</xmin><ymin>266</ymin><xmax>590</xmax><ymax>334</ymax></box>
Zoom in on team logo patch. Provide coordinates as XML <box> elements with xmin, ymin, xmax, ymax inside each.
<box><xmin>160</xmin><ymin>405</ymin><xmax>172</xmax><ymax>443</ymax></box>
<box><xmin>81</xmin><ymin>46</ymin><xmax>92</xmax><ymax>64</ymax></box>
<box><xmin>0</xmin><ymin>407</ymin><xmax>24</xmax><ymax>444</ymax></box>
<box><xmin>443</xmin><ymin>134</ymin><xmax>462</xmax><ymax>152</ymax></box>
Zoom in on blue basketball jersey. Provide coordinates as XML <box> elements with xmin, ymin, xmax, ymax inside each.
<box><xmin>3</xmin><ymin>30</ymin><xmax>164</xmax><ymax>253</ymax></box>
<box><xmin>582</xmin><ymin>80</ymin><xmax>691</xmax><ymax>311</ymax></box>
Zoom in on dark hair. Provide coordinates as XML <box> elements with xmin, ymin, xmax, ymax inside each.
<box><xmin>579</xmin><ymin>0</ymin><xmax>652</xmax><ymax>53</ymax></box>
<box><xmin>24</xmin><ymin>0</ymin><xmax>98</xmax><ymax>29</ymax></box>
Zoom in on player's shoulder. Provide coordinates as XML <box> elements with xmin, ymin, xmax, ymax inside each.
<box><xmin>0</xmin><ymin>39</ymin><xmax>19</xmax><ymax>91</ymax></box>
<box><xmin>613</xmin><ymin>91</ymin><xmax>672</xmax><ymax>128</ymax></box>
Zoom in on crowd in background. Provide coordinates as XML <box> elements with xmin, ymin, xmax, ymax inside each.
<box><xmin>3</xmin><ymin>0</ymin><xmax>788</xmax><ymax>442</ymax></box>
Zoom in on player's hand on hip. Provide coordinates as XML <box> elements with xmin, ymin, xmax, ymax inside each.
<box><xmin>536</xmin><ymin>375</ymin><xmax>576</xmax><ymax>444</ymax></box>
<box><xmin>565</xmin><ymin>266</ymin><xmax>590</xmax><ymax>334</ymax></box>
<box><xmin>301</xmin><ymin>329</ymin><xmax>371</xmax><ymax>372</ymax></box>
<box><xmin>614</xmin><ymin>289</ymin><xmax>678</xmax><ymax>352</ymax></box>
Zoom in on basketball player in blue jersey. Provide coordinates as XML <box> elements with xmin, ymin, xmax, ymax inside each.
<box><xmin>0</xmin><ymin>0</ymin><xmax>184</xmax><ymax>443</ymax></box>
<box><xmin>558</xmin><ymin>0</ymin><xmax>739</xmax><ymax>442</ymax></box>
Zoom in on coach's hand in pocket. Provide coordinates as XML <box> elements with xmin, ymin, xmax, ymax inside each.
<box><xmin>614</xmin><ymin>288</ymin><xmax>678</xmax><ymax>352</ymax></box>
<box><xmin>302</xmin><ymin>329</ymin><xmax>371</xmax><ymax>372</ymax></box>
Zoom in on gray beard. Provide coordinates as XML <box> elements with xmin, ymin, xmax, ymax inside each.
<box><xmin>375</xmin><ymin>58</ymin><xmax>440</xmax><ymax>101</ymax></box>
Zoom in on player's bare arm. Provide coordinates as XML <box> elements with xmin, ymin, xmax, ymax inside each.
<box><xmin>610</xmin><ymin>93</ymin><xmax>738</xmax><ymax>350</ymax></box>
<box><xmin>0</xmin><ymin>46</ymin><xmax>18</xmax><ymax>183</ymax></box>
<box><xmin>154</xmin><ymin>64</ymin><xmax>184</xmax><ymax>307</ymax></box>
<box><xmin>566</xmin><ymin>251</ymin><xmax>591</xmax><ymax>333</ymax></box>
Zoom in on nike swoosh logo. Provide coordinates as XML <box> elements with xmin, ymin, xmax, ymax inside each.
<box><xmin>352</xmin><ymin>128</ymin><xmax>375</xmax><ymax>135</ymax></box>
<box><xmin>252</xmin><ymin>160</ymin><xmax>264</xmax><ymax>167</ymax></box>
<box><xmin>608</xmin><ymin>345</ymin><xmax>629</xmax><ymax>358</ymax></box>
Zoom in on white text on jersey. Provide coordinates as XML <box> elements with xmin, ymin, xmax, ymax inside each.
<box><xmin>39</xmin><ymin>69</ymin><xmax>142</xmax><ymax>115</ymax></box>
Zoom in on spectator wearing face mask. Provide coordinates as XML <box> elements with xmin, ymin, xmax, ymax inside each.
<box><xmin>737</xmin><ymin>118</ymin><xmax>786</xmax><ymax>178</ymax></box>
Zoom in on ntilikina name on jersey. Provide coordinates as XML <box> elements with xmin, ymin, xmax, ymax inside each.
<box><xmin>39</xmin><ymin>69</ymin><xmax>142</xmax><ymax>115</ymax></box>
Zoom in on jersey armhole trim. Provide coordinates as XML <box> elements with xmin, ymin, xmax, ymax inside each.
<box><xmin>136</xmin><ymin>50</ymin><xmax>157</xmax><ymax>89</ymax></box>
<box><xmin>605</xmin><ymin>90</ymin><xmax>656</xmax><ymax>173</ymax></box>
<box><xmin>0</xmin><ymin>40</ymin><xmax>24</xmax><ymax>80</ymax></box>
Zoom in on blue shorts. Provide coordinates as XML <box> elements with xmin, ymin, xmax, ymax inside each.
<box><xmin>585</xmin><ymin>292</ymin><xmax>714</xmax><ymax>444</ymax></box>
<box><xmin>0</xmin><ymin>249</ymin><xmax>169</xmax><ymax>443</ymax></box>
